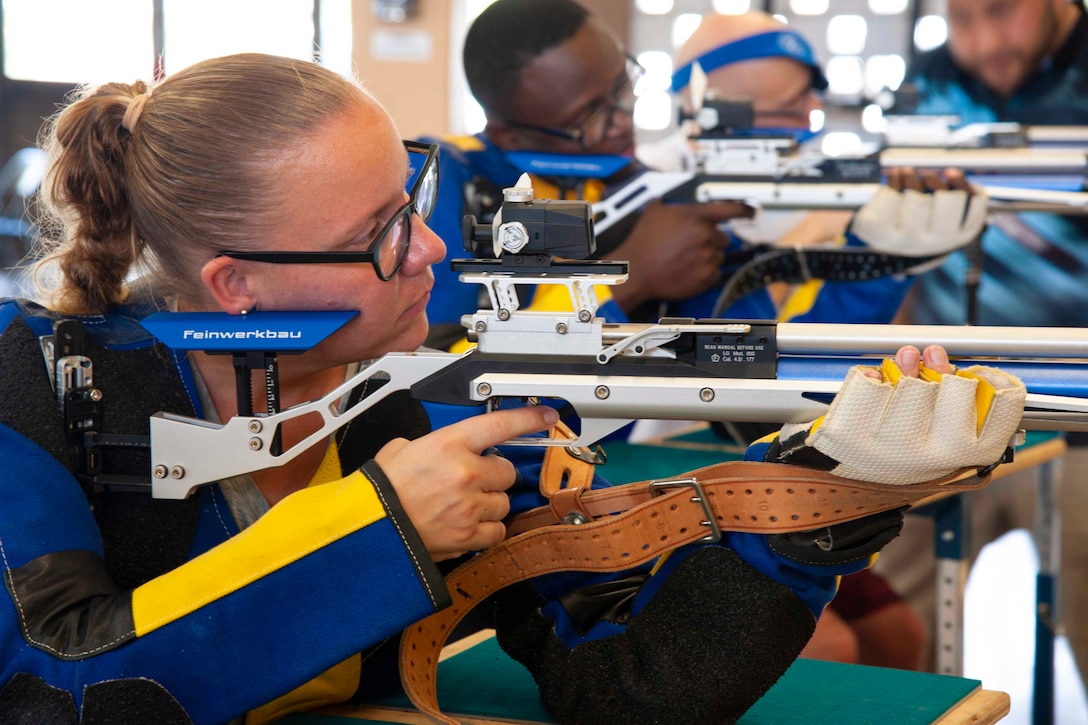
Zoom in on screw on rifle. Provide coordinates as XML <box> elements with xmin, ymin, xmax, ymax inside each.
<box><xmin>578</xmin><ymin>310</ymin><xmax>592</xmax><ymax>323</ymax></box>
<box><xmin>700</xmin><ymin>387</ymin><xmax>715</xmax><ymax>402</ymax></box>
<box><xmin>153</xmin><ymin>465</ymin><xmax>168</xmax><ymax>479</ymax></box>
<box><xmin>249</xmin><ymin>437</ymin><xmax>263</xmax><ymax>451</ymax></box>
<box><xmin>477</xmin><ymin>382</ymin><xmax>492</xmax><ymax>397</ymax></box>
<box><xmin>556</xmin><ymin>322</ymin><xmax>568</xmax><ymax>334</ymax></box>
<box><xmin>595</xmin><ymin>385</ymin><xmax>610</xmax><ymax>400</ymax></box>
<box><xmin>170</xmin><ymin>466</ymin><xmax>185</xmax><ymax>479</ymax></box>
<box><xmin>497</xmin><ymin>308</ymin><xmax>511</xmax><ymax>321</ymax></box>
<box><xmin>475</xmin><ymin>320</ymin><xmax>487</xmax><ymax>332</ymax></box>
<box><xmin>88</xmin><ymin>388</ymin><xmax>103</xmax><ymax>402</ymax></box>
<box><xmin>248</xmin><ymin>420</ymin><xmax>263</xmax><ymax>433</ymax></box>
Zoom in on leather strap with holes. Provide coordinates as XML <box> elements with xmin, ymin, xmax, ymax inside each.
<box><xmin>399</xmin><ymin>458</ymin><xmax>990</xmax><ymax>724</ymax></box>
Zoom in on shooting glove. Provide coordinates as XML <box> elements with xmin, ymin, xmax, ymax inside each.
<box><xmin>772</xmin><ymin>359</ymin><xmax>1026</xmax><ymax>485</ymax></box>
<box><xmin>850</xmin><ymin>185</ymin><xmax>989</xmax><ymax>260</ymax></box>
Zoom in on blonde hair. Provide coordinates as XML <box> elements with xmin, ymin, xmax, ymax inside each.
<box><xmin>34</xmin><ymin>53</ymin><xmax>364</xmax><ymax>314</ymax></box>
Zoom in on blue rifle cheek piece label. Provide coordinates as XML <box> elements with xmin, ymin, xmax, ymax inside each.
<box><xmin>140</xmin><ymin>310</ymin><xmax>359</xmax><ymax>351</ymax></box>
<box><xmin>504</xmin><ymin>151</ymin><xmax>632</xmax><ymax>179</ymax></box>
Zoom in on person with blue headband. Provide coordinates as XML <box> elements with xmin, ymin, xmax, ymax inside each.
<box><xmin>671</xmin><ymin>17</ymin><xmax>827</xmax><ymax>135</ymax></box>
<box><xmin>639</xmin><ymin>11</ymin><xmax>866</xmax><ymax>313</ymax></box>
<box><xmin>639</xmin><ymin>10</ymin><xmax>931</xmax><ymax>674</ymax></box>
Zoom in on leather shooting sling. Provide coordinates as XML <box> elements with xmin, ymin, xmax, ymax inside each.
<box><xmin>398</xmin><ymin>425</ymin><xmax>991</xmax><ymax>725</ymax></box>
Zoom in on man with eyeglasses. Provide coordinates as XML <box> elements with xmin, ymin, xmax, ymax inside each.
<box><xmin>421</xmin><ymin>0</ymin><xmax>755</xmax><ymax>350</ymax></box>
<box><xmin>423</xmin><ymin>0</ymin><xmax>956</xmax><ymax>354</ymax></box>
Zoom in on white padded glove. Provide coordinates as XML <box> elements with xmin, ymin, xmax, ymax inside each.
<box><xmin>776</xmin><ymin>359</ymin><xmax>1026</xmax><ymax>485</ymax></box>
<box><xmin>850</xmin><ymin>185</ymin><xmax>989</xmax><ymax>259</ymax></box>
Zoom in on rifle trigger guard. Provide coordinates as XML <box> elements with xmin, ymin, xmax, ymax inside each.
<box><xmin>648</xmin><ymin>477</ymin><xmax>722</xmax><ymax>543</ymax></box>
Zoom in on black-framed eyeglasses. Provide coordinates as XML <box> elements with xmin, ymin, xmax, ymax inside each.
<box><xmin>216</xmin><ymin>140</ymin><xmax>439</xmax><ymax>281</ymax></box>
<box><xmin>506</xmin><ymin>56</ymin><xmax>645</xmax><ymax>149</ymax></box>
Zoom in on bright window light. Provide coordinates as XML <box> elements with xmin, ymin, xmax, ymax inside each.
<box><xmin>672</xmin><ymin>13</ymin><xmax>704</xmax><ymax>48</ymax></box>
<box><xmin>868</xmin><ymin>0</ymin><xmax>909</xmax><ymax>13</ymax></box>
<box><xmin>464</xmin><ymin>97</ymin><xmax>487</xmax><ymax>135</ymax></box>
<box><xmin>3</xmin><ymin>0</ymin><xmax>154</xmax><ymax>83</ymax></box>
<box><xmin>865</xmin><ymin>54</ymin><xmax>906</xmax><ymax>94</ymax></box>
<box><xmin>821</xmin><ymin>131</ymin><xmax>862</xmax><ymax>156</ymax></box>
<box><xmin>458</xmin><ymin>0</ymin><xmax>499</xmax><ymax>136</ymax></box>
<box><xmin>317</xmin><ymin>0</ymin><xmax>353</xmax><ymax>77</ymax></box>
<box><xmin>466</xmin><ymin>0</ymin><xmax>498</xmax><ymax>16</ymax></box>
<box><xmin>809</xmin><ymin>108</ymin><xmax>826</xmax><ymax>133</ymax></box>
<box><xmin>638</xmin><ymin>51</ymin><xmax>674</xmax><ymax>93</ymax></box>
<box><xmin>789</xmin><ymin>0</ymin><xmax>830</xmax><ymax>16</ymax></box>
<box><xmin>713</xmin><ymin>0</ymin><xmax>752</xmax><ymax>14</ymax></box>
<box><xmin>861</xmin><ymin>103</ymin><xmax>887</xmax><ymax>133</ymax></box>
<box><xmin>825</xmin><ymin>56</ymin><xmax>865</xmax><ymax>96</ymax></box>
<box><xmin>633</xmin><ymin>91</ymin><xmax>673</xmax><ymax>131</ymax></box>
<box><xmin>163</xmin><ymin>0</ymin><xmax>314</xmax><ymax>74</ymax></box>
<box><xmin>827</xmin><ymin>15</ymin><xmax>868</xmax><ymax>55</ymax></box>
<box><xmin>636</xmin><ymin>0</ymin><xmax>674</xmax><ymax>14</ymax></box>
<box><xmin>914</xmin><ymin>15</ymin><xmax>948</xmax><ymax>52</ymax></box>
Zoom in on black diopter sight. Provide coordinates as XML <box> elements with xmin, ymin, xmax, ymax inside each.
<box><xmin>462</xmin><ymin>175</ymin><xmax>595</xmax><ymax>261</ymax></box>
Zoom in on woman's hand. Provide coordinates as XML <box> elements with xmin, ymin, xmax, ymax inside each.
<box><xmin>861</xmin><ymin>343</ymin><xmax>955</xmax><ymax>381</ymax></box>
<box><xmin>784</xmin><ymin>342</ymin><xmax>1026</xmax><ymax>486</ymax></box>
<box><xmin>375</xmin><ymin>406</ymin><xmax>559</xmax><ymax>561</ymax></box>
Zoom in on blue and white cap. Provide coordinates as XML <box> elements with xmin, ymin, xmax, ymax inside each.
<box><xmin>671</xmin><ymin>30</ymin><xmax>828</xmax><ymax>93</ymax></box>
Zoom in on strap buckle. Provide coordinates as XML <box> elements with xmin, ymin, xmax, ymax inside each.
<box><xmin>648</xmin><ymin>477</ymin><xmax>722</xmax><ymax>543</ymax></box>
<box><xmin>565</xmin><ymin>444</ymin><xmax>607</xmax><ymax>465</ymax></box>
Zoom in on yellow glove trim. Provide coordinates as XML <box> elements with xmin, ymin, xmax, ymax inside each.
<box><xmin>880</xmin><ymin>358</ymin><xmax>902</xmax><ymax>386</ymax></box>
<box><xmin>956</xmin><ymin>368</ymin><xmax>998</xmax><ymax>435</ymax></box>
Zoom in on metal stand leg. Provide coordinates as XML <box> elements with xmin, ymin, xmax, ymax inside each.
<box><xmin>932</xmin><ymin>494</ymin><xmax>971</xmax><ymax>676</ymax></box>
<box><xmin>1033</xmin><ymin>457</ymin><xmax>1062</xmax><ymax>725</ymax></box>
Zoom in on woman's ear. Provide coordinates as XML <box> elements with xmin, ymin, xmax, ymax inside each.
<box><xmin>201</xmin><ymin>256</ymin><xmax>257</xmax><ymax>315</ymax></box>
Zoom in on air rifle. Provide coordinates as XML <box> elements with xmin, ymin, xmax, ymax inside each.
<box><xmin>881</xmin><ymin>83</ymin><xmax>1088</xmax><ymax>148</ymax></box>
<box><xmin>137</xmin><ymin>182</ymin><xmax>1088</xmax><ymax>500</ymax></box>
<box><xmin>593</xmin><ymin>98</ymin><xmax>1088</xmax><ymax>236</ymax></box>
